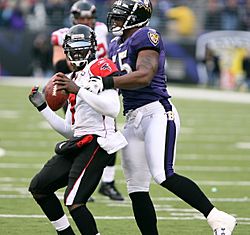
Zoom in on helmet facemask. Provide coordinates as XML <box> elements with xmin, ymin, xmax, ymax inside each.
<box><xmin>107</xmin><ymin>8</ymin><xmax>128</xmax><ymax>36</ymax></box>
<box><xmin>64</xmin><ymin>42</ymin><xmax>91</xmax><ymax>70</ymax></box>
<box><xmin>63</xmin><ymin>25</ymin><xmax>97</xmax><ymax>70</ymax></box>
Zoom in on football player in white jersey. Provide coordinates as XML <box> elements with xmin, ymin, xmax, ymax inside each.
<box><xmin>28</xmin><ymin>25</ymin><xmax>127</xmax><ymax>235</ymax></box>
<box><xmin>51</xmin><ymin>0</ymin><xmax>124</xmax><ymax>201</ymax></box>
<box><xmin>51</xmin><ymin>0</ymin><xmax>108</xmax><ymax>75</ymax></box>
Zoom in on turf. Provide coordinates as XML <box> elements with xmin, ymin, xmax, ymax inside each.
<box><xmin>0</xmin><ymin>84</ymin><xmax>249</xmax><ymax>234</ymax></box>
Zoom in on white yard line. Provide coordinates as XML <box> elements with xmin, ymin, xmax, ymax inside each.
<box><xmin>1</xmin><ymin>149</ymin><xmax>250</xmax><ymax>160</ymax></box>
<box><xmin>0</xmin><ymin>77</ymin><xmax>49</xmax><ymax>87</ymax></box>
<box><xmin>0</xmin><ymin>214</ymin><xmax>249</xmax><ymax>225</ymax></box>
<box><xmin>0</xmin><ymin>194</ymin><xmax>249</xmax><ymax>203</ymax></box>
<box><xmin>0</xmin><ymin>148</ymin><xmax>6</xmax><ymax>158</ymax></box>
<box><xmin>1</xmin><ymin>77</ymin><xmax>250</xmax><ymax>104</ymax></box>
<box><xmin>1</xmin><ymin>177</ymin><xmax>250</xmax><ymax>187</ymax></box>
<box><xmin>1</xmin><ymin>163</ymin><xmax>250</xmax><ymax>173</ymax></box>
<box><xmin>168</xmin><ymin>85</ymin><xmax>250</xmax><ymax>104</ymax></box>
<box><xmin>236</xmin><ymin>142</ymin><xmax>250</xmax><ymax>149</ymax></box>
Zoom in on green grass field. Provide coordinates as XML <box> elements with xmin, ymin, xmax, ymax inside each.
<box><xmin>0</xmin><ymin>82</ymin><xmax>250</xmax><ymax>234</ymax></box>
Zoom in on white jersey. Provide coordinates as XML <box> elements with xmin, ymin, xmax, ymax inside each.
<box><xmin>94</xmin><ymin>22</ymin><xmax>108</xmax><ymax>58</ymax></box>
<box><xmin>51</xmin><ymin>22</ymin><xmax>108</xmax><ymax>58</ymax></box>
<box><xmin>40</xmin><ymin>58</ymin><xmax>120</xmax><ymax>139</ymax></box>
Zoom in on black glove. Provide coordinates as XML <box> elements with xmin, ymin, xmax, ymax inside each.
<box><xmin>28</xmin><ymin>86</ymin><xmax>47</xmax><ymax>111</ymax></box>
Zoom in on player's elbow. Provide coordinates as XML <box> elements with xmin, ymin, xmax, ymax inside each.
<box><xmin>99</xmin><ymin>90</ymin><xmax>120</xmax><ymax>118</ymax></box>
<box><xmin>105</xmin><ymin>101</ymin><xmax>120</xmax><ymax>118</ymax></box>
<box><xmin>139</xmin><ymin>71</ymin><xmax>154</xmax><ymax>87</ymax></box>
<box><xmin>112</xmin><ymin>105</ymin><xmax>120</xmax><ymax>118</ymax></box>
<box><xmin>141</xmin><ymin>77</ymin><xmax>151</xmax><ymax>86</ymax></box>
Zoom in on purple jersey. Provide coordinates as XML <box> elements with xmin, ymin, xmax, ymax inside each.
<box><xmin>109</xmin><ymin>27</ymin><xmax>171</xmax><ymax>114</ymax></box>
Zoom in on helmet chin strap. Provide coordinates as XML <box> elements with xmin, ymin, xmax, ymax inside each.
<box><xmin>72</xmin><ymin>60</ymin><xmax>88</xmax><ymax>71</ymax></box>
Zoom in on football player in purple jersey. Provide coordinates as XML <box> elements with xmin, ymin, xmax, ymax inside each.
<box><xmin>102</xmin><ymin>0</ymin><xmax>237</xmax><ymax>234</ymax></box>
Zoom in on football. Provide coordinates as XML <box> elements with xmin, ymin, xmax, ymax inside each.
<box><xmin>44</xmin><ymin>78</ymin><xmax>69</xmax><ymax>111</ymax></box>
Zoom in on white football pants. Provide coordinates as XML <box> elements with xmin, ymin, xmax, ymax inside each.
<box><xmin>121</xmin><ymin>100</ymin><xmax>180</xmax><ymax>194</ymax></box>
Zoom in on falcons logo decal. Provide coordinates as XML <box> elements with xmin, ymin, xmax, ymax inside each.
<box><xmin>100</xmin><ymin>63</ymin><xmax>112</xmax><ymax>72</ymax></box>
<box><xmin>90</xmin><ymin>58</ymin><xmax>118</xmax><ymax>77</ymax></box>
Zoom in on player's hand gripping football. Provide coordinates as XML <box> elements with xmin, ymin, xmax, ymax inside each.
<box><xmin>53</xmin><ymin>72</ymin><xmax>80</xmax><ymax>94</ymax></box>
<box><xmin>29</xmin><ymin>85</ymin><xmax>46</xmax><ymax>109</ymax></box>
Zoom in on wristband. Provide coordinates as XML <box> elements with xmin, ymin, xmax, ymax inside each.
<box><xmin>37</xmin><ymin>102</ymin><xmax>47</xmax><ymax>112</ymax></box>
<box><xmin>103</xmin><ymin>76</ymin><xmax>115</xmax><ymax>89</ymax></box>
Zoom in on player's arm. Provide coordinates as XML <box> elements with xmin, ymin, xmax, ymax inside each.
<box><xmin>53</xmin><ymin>45</ymin><xmax>73</xmax><ymax>73</ymax></box>
<box><xmin>104</xmin><ymin>49</ymin><xmax>159</xmax><ymax>89</ymax></box>
<box><xmin>52</xmin><ymin>45</ymin><xmax>65</xmax><ymax>66</ymax></box>
<box><xmin>95</xmin><ymin>22</ymin><xmax>108</xmax><ymax>58</ymax></box>
<box><xmin>40</xmin><ymin>106</ymin><xmax>73</xmax><ymax>139</ymax></box>
<box><xmin>28</xmin><ymin>86</ymin><xmax>73</xmax><ymax>139</ymax></box>
<box><xmin>77</xmin><ymin>88</ymin><xmax>120</xmax><ymax>118</ymax></box>
<box><xmin>51</xmin><ymin>28</ymin><xmax>73</xmax><ymax>73</ymax></box>
<box><xmin>53</xmin><ymin>73</ymin><xmax>120</xmax><ymax>118</ymax></box>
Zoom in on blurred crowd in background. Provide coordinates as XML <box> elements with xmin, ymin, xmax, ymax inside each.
<box><xmin>0</xmin><ymin>0</ymin><xmax>250</xmax><ymax>91</ymax></box>
<box><xmin>0</xmin><ymin>0</ymin><xmax>110</xmax><ymax>31</ymax></box>
<box><xmin>1</xmin><ymin>0</ymin><xmax>250</xmax><ymax>35</ymax></box>
<box><xmin>0</xmin><ymin>0</ymin><xmax>250</xmax><ymax>34</ymax></box>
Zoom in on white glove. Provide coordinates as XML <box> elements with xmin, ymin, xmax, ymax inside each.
<box><xmin>28</xmin><ymin>85</ymin><xmax>46</xmax><ymax>109</ymax></box>
<box><xmin>84</xmin><ymin>76</ymin><xmax>104</xmax><ymax>94</ymax></box>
